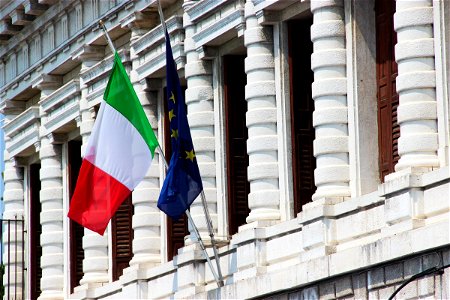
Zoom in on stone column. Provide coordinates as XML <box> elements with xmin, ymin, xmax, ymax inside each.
<box><xmin>184</xmin><ymin>0</ymin><xmax>219</xmax><ymax>240</ymax></box>
<box><xmin>129</xmin><ymin>79</ymin><xmax>162</xmax><ymax>266</ymax></box>
<box><xmin>394</xmin><ymin>0</ymin><xmax>439</xmax><ymax>171</ymax></box>
<box><xmin>244</xmin><ymin>0</ymin><xmax>280</xmax><ymax>224</ymax></box>
<box><xmin>2</xmin><ymin>156</ymin><xmax>24</xmax><ymax>299</ymax></box>
<box><xmin>38</xmin><ymin>135</ymin><xmax>64</xmax><ymax>299</ymax></box>
<box><xmin>310</xmin><ymin>0</ymin><xmax>351</xmax><ymax>200</ymax></box>
<box><xmin>73</xmin><ymin>46</ymin><xmax>110</xmax><ymax>287</ymax></box>
<box><xmin>33</xmin><ymin>75</ymin><xmax>65</xmax><ymax>300</ymax></box>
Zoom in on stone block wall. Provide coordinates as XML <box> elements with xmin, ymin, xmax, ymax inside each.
<box><xmin>262</xmin><ymin>248</ymin><xmax>450</xmax><ymax>300</ymax></box>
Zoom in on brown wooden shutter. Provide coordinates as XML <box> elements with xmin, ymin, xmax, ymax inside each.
<box><xmin>68</xmin><ymin>140</ymin><xmax>84</xmax><ymax>293</ymax></box>
<box><xmin>29</xmin><ymin>163</ymin><xmax>42</xmax><ymax>300</ymax></box>
<box><xmin>224</xmin><ymin>55</ymin><xmax>250</xmax><ymax>236</ymax></box>
<box><xmin>288</xmin><ymin>19</ymin><xmax>316</xmax><ymax>213</ymax></box>
<box><xmin>163</xmin><ymin>86</ymin><xmax>190</xmax><ymax>260</ymax></box>
<box><xmin>111</xmin><ymin>196</ymin><xmax>133</xmax><ymax>281</ymax></box>
<box><xmin>376</xmin><ymin>0</ymin><xmax>399</xmax><ymax>181</ymax></box>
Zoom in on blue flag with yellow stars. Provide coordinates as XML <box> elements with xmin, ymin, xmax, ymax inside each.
<box><xmin>157</xmin><ymin>30</ymin><xmax>203</xmax><ymax>220</ymax></box>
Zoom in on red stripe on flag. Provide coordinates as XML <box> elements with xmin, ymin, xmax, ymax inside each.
<box><xmin>68</xmin><ymin>159</ymin><xmax>131</xmax><ymax>235</ymax></box>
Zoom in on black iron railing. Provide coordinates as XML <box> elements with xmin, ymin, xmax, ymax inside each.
<box><xmin>1</xmin><ymin>217</ymin><xmax>25</xmax><ymax>300</ymax></box>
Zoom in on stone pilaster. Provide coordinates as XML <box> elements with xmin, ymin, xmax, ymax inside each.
<box><xmin>394</xmin><ymin>0</ymin><xmax>439</xmax><ymax>171</ymax></box>
<box><xmin>128</xmin><ymin>78</ymin><xmax>162</xmax><ymax>267</ymax></box>
<box><xmin>244</xmin><ymin>0</ymin><xmax>280</xmax><ymax>224</ymax></box>
<box><xmin>183</xmin><ymin>0</ymin><xmax>219</xmax><ymax>241</ymax></box>
<box><xmin>38</xmin><ymin>136</ymin><xmax>64</xmax><ymax>300</ymax></box>
<box><xmin>73</xmin><ymin>46</ymin><xmax>110</xmax><ymax>287</ymax></box>
<box><xmin>2</xmin><ymin>157</ymin><xmax>24</xmax><ymax>299</ymax></box>
<box><xmin>310</xmin><ymin>0</ymin><xmax>351</xmax><ymax>200</ymax></box>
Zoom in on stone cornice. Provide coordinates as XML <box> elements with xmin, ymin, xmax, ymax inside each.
<box><xmin>3</xmin><ymin>105</ymin><xmax>40</xmax><ymax>157</ymax></box>
<box><xmin>39</xmin><ymin>79</ymin><xmax>81</xmax><ymax>115</ymax></box>
<box><xmin>131</xmin><ymin>15</ymin><xmax>183</xmax><ymax>57</ymax></box>
<box><xmin>80</xmin><ymin>49</ymin><xmax>130</xmax><ymax>87</ymax></box>
<box><xmin>186</xmin><ymin>0</ymin><xmax>228</xmax><ymax>23</ymax></box>
<box><xmin>192</xmin><ymin>7</ymin><xmax>244</xmax><ymax>48</ymax></box>
<box><xmin>3</xmin><ymin>105</ymin><xmax>39</xmax><ymax>138</ymax></box>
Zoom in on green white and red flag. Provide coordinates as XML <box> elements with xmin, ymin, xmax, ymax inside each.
<box><xmin>68</xmin><ymin>52</ymin><xmax>159</xmax><ymax>235</ymax></box>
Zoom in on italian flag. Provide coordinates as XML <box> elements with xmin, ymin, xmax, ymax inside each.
<box><xmin>68</xmin><ymin>53</ymin><xmax>159</xmax><ymax>235</ymax></box>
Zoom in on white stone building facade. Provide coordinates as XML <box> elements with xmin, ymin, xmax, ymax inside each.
<box><xmin>0</xmin><ymin>0</ymin><xmax>449</xmax><ymax>299</ymax></box>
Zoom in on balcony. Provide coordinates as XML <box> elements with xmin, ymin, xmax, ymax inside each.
<box><xmin>3</xmin><ymin>105</ymin><xmax>40</xmax><ymax>157</ymax></box>
<box><xmin>40</xmin><ymin>79</ymin><xmax>81</xmax><ymax>135</ymax></box>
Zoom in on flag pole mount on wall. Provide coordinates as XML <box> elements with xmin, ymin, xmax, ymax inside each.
<box><xmin>98</xmin><ymin>19</ymin><xmax>224</xmax><ymax>288</ymax></box>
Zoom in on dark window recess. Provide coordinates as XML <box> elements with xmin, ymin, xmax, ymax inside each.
<box><xmin>111</xmin><ymin>196</ymin><xmax>134</xmax><ymax>281</ymax></box>
<box><xmin>68</xmin><ymin>140</ymin><xmax>84</xmax><ymax>293</ymax></box>
<box><xmin>376</xmin><ymin>0</ymin><xmax>399</xmax><ymax>181</ymax></box>
<box><xmin>288</xmin><ymin>19</ymin><xmax>316</xmax><ymax>213</ymax></box>
<box><xmin>163</xmin><ymin>86</ymin><xmax>189</xmax><ymax>261</ymax></box>
<box><xmin>224</xmin><ymin>55</ymin><xmax>250</xmax><ymax>236</ymax></box>
<box><xmin>29</xmin><ymin>163</ymin><xmax>42</xmax><ymax>300</ymax></box>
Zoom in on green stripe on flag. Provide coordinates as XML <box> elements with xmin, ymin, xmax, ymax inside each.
<box><xmin>104</xmin><ymin>52</ymin><xmax>159</xmax><ymax>156</ymax></box>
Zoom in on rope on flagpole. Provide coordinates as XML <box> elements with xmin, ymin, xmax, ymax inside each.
<box><xmin>156</xmin><ymin>0</ymin><xmax>224</xmax><ymax>287</ymax></box>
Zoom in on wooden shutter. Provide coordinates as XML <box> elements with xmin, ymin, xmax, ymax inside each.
<box><xmin>224</xmin><ymin>55</ymin><xmax>250</xmax><ymax>235</ymax></box>
<box><xmin>288</xmin><ymin>19</ymin><xmax>316</xmax><ymax>213</ymax></box>
<box><xmin>111</xmin><ymin>196</ymin><xmax>133</xmax><ymax>281</ymax></box>
<box><xmin>29</xmin><ymin>163</ymin><xmax>42</xmax><ymax>300</ymax></box>
<box><xmin>376</xmin><ymin>0</ymin><xmax>399</xmax><ymax>181</ymax></box>
<box><xmin>68</xmin><ymin>140</ymin><xmax>84</xmax><ymax>293</ymax></box>
<box><xmin>163</xmin><ymin>86</ymin><xmax>190</xmax><ymax>260</ymax></box>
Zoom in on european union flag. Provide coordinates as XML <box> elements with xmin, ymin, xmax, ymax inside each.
<box><xmin>157</xmin><ymin>30</ymin><xmax>203</xmax><ymax>220</ymax></box>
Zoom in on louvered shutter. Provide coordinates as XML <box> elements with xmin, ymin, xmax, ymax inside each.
<box><xmin>376</xmin><ymin>0</ymin><xmax>399</xmax><ymax>180</ymax></box>
<box><xmin>112</xmin><ymin>196</ymin><xmax>133</xmax><ymax>281</ymax></box>
<box><xmin>29</xmin><ymin>163</ymin><xmax>42</xmax><ymax>300</ymax></box>
<box><xmin>224</xmin><ymin>55</ymin><xmax>250</xmax><ymax>235</ymax></box>
<box><xmin>68</xmin><ymin>140</ymin><xmax>84</xmax><ymax>292</ymax></box>
<box><xmin>288</xmin><ymin>19</ymin><xmax>316</xmax><ymax>213</ymax></box>
<box><xmin>163</xmin><ymin>86</ymin><xmax>190</xmax><ymax>261</ymax></box>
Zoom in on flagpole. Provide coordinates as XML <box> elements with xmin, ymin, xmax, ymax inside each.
<box><xmin>99</xmin><ymin>19</ymin><xmax>224</xmax><ymax>288</ymax></box>
<box><xmin>155</xmin><ymin>1</ymin><xmax>224</xmax><ymax>287</ymax></box>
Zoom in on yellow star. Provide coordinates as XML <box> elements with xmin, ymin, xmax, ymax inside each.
<box><xmin>169</xmin><ymin>92</ymin><xmax>176</xmax><ymax>103</ymax></box>
<box><xmin>171</xmin><ymin>129</ymin><xmax>178</xmax><ymax>139</ymax></box>
<box><xmin>185</xmin><ymin>149</ymin><xmax>196</xmax><ymax>162</ymax></box>
<box><xmin>169</xmin><ymin>109</ymin><xmax>176</xmax><ymax>121</ymax></box>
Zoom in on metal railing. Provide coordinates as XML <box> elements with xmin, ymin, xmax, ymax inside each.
<box><xmin>1</xmin><ymin>217</ymin><xmax>25</xmax><ymax>300</ymax></box>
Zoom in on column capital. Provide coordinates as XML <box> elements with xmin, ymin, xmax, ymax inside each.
<box><xmin>71</xmin><ymin>45</ymin><xmax>105</xmax><ymax>63</ymax></box>
<box><xmin>46</xmin><ymin>133</ymin><xmax>66</xmax><ymax>144</ymax></box>
<box><xmin>143</xmin><ymin>78</ymin><xmax>162</xmax><ymax>92</ymax></box>
<box><xmin>31</xmin><ymin>74</ymin><xmax>62</xmax><ymax>91</ymax></box>
<box><xmin>121</xmin><ymin>11</ymin><xmax>158</xmax><ymax>30</ymax></box>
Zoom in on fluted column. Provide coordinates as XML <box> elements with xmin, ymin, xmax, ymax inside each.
<box><xmin>184</xmin><ymin>0</ymin><xmax>219</xmax><ymax>241</ymax></box>
<box><xmin>310</xmin><ymin>0</ymin><xmax>351</xmax><ymax>200</ymax></box>
<box><xmin>2</xmin><ymin>156</ymin><xmax>24</xmax><ymax>299</ymax></box>
<box><xmin>394</xmin><ymin>0</ymin><xmax>439</xmax><ymax>171</ymax></box>
<box><xmin>244</xmin><ymin>0</ymin><xmax>280</xmax><ymax>223</ymax></box>
<box><xmin>38</xmin><ymin>136</ymin><xmax>64</xmax><ymax>299</ymax></box>
<box><xmin>76</xmin><ymin>47</ymin><xmax>110</xmax><ymax>286</ymax></box>
<box><xmin>129</xmin><ymin>78</ymin><xmax>162</xmax><ymax>266</ymax></box>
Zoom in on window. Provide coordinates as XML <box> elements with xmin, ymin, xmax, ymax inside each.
<box><xmin>29</xmin><ymin>164</ymin><xmax>41</xmax><ymax>300</ymax></box>
<box><xmin>376</xmin><ymin>0</ymin><xmax>399</xmax><ymax>180</ymax></box>
<box><xmin>111</xmin><ymin>196</ymin><xmax>133</xmax><ymax>281</ymax></box>
<box><xmin>68</xmin><ymin>140</ymin><xmax>84</xmax><ymax>292</ymax></box>
<box><xmin>288</xmin><ymin>19</ymin><xmax>315</xmax><ymax>212</ymax></box>
<box><xmin>223</xmin><ymin>55</ymin><xmax>249</xmax><ymax>235</ymax></box>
